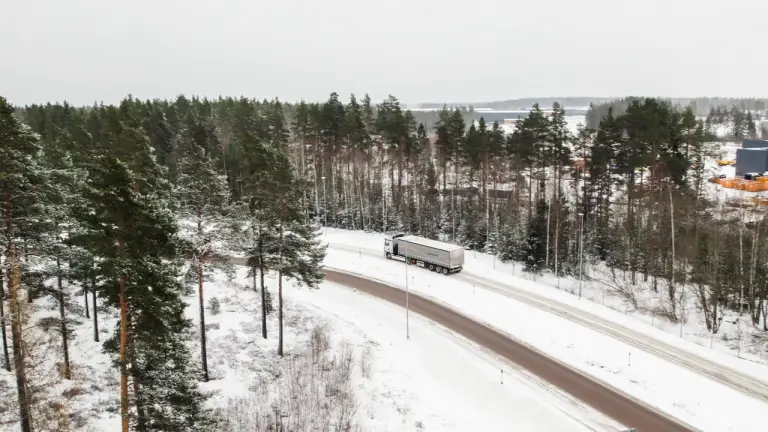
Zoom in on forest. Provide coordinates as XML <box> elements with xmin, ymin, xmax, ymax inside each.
<box><xmin>586</xmin><ymin>96</ymin><xmax>767</xmax><ymax>134</ymax></box>
<box><xmin>2</xmin><ymin>91</ymin><xmax>768</xmax><ymax>431</ymax></box>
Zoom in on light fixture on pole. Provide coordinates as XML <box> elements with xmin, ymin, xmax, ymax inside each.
<box><xmin>405</xmin><ymin>253</ymin><xmax>410</xmax><ymax>340</ymax></box>
<box><xmin>321</xmin><ymin>175</ymin><xmax>327</xmax><ymax>238</ymax></box>
<box><xmin>578</xmin><ymin>212</ymin><xmax>584</xmax><ymax>300</ymax></box>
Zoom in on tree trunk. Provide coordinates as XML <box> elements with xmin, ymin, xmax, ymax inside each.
<box><xmin>483</xmin><ymin>149</ymin><xmax>489</xmax><ymax>219</ymax></box>
<box><xmin>57</xmin><ymin>254</ymin><xmax>72</xmax><ymax>379</ymax></box>
<box><xmin>749</xmin><ymin>218</ymin><xmax>761</xmax><ymax>324</ymax></box>
<box><xmin>454</xmin><ymin>153</ymin><xmax>460</xmax><ymax>242</ymax></box>
<box><xmin>668</xmin><ymin>184</ymin><xmax>677</xmax><ymax>317</ymax></box>
<box><xmin>24</xmin><ymin>239</ymin><xmax>34</xmax><ymax>305</ymax></box>
<box><xmin>554</xmin><ymin>202</ymin><xmax>560</xmax><ymax>277</ymax></box>
<box><xmin>258</xmin><ymin>229</ymin><xmax>268</xmax><ymax>340</ymax></box>
<box><xmin>198</xmin><ymin>260</ymin><xmax>209</xmax><ymax>382</ymax></box>
<box><xmin>119</xmin><ymin>260</ymin><xmax>129</xmax><ymax>432</ymax></box>
<box><xmin>129</xmin><ymin>321</ymin><xmax>147</xmax><ymax>432</ymax></box>
<box><xmin>8</xmin><ymin>251</ymin><xmax>32</xmax><ymax>432</ymax></box>
<box><xmin>738</xmin><ymin>200</ymin><xmax>744</xmax><ymax>311</ymax></box>
<box><xmin>92</xmin><ymin>282</ymin><xmax>99</xmax><ymax>343</ymax></box>
<box><xmin>4</xmin><ymin>189</ymin><xmax>32</xmax><ymax>432</ymax></box>
<box><xmin>278</xmin><ymin>207</ymin><xmax>285</xmax><ymax>357</ymax></box>
<box><xmin>545</xmin><ymin>198</ymin><xmax>551</xmax><ymax>269</ymax></box>
<box><xmin>528</xmin><ymin>167</ymin><xmax>534</xmax><ymax>223</ymax></box>
<box><xmin>84</xmin><ymin>284</ymin><xmax>90</xmax><ymax>319</ymax></box>
<box><xmin>0</xmin><ymin>263</ymin><xmax>10</xmax><ymax>372</ymax></box>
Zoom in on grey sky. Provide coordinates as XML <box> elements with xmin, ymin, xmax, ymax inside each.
<box><xmin>2</xmin><ymin>0</ymin><xmax>767</xmax><ymax>106</ymax></box>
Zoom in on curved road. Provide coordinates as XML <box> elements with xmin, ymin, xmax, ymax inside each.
<box><xmin>329</xmin><ymin>242</ymin><xmax>768</xmax><ymax>402</ymax></box>
<box><xmin>322</xmin><ymin>267</ymin><xmax>697</xmax><ymax>432</ymax></box>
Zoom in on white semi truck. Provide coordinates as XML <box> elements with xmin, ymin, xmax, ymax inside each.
<box><xmin>384</xmin><ymin>233</ymin><xmax>464</xmax><ymax>275</ymax></box>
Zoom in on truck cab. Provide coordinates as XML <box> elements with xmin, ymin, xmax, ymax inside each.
<box><xmin>384</xmin><ymin>232</ymin><xmax>405</xmax><ymax>258</ymax></box>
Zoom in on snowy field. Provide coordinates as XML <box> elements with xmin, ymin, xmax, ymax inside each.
<box><xmin>320</xmin><ymin>228</ymin><xmax>768</xmax><ymax>432</ymax></box>
<box><xmin>1</xmin><ymin>265</ymin><xmax>617</xmax><ymax>431</ymax></box>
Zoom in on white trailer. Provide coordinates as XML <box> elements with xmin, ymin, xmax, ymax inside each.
<box><xmin>384</xmin><ymin>233</ymin><xmax>464</xmax><ymax>275</ymax></box>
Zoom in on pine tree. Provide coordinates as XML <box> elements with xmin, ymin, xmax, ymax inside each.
<box><xmin>523</xmin><ymin>198</ymin><xmax>548</xmax><ymax>273</ymax></box>
<box><xmin>434</xmin><ymin>107</ymin><xmax>455</xmax><ymax>195</ymax></box>
<box><xmin>235</xmin><ymin>102</ymin><xmax>288</xmax><ymax>340</ymax></box>
<box><xmin>549</xmin><ymin>192</ymin><xmax>573</xmax><ymax>275</ymax></box>
<box><xmin>731</xmin><ymin>107</ymin><xmax>745</xmax><ymax>138</ymax></box>
<box><xmin>746</xmin><ymin>111</ymin><xmax>757</xmax><ymax>138</ymax></box>
<box><xmin>247</xmin><ymin>139</ymin><xmax>326</xmax><ymax>356</ymax></box>
<box><xmin>419</xmin><ymin>158</ymin><xmax>440</xmax><ymax>239</ymax></box>
<box><xmin>63</xmin><ymin>118</ymin><xmax>103</xmax><ymax>343</ymax></box>
<box><xmin>72</xmin><ymin>101</ymin><xmax>210</xmax><ymax>431</ymax></box>
<box><xmin>585</xmin><ymin>114</ymin><xmax>615</xmax><ymax>261</ymax></box>
<box><xmin>268</xmin><ymin>151</ymin><xmax>326</xmax><ymax>357</ymax></box>
<box><xmin>37</xmin><ymin>124</ymin><xmax>81</xmax><ymax>381</ymax></box>
<box><xmin>1</xmin><ymin>255</ymin><xmax>10</xmax><ymax>372</ymax></box>
<box><xmin>0</xmin><ymin>95</ymin><xmax>42</xmax><ymax>432</ymax></box>
<box><xmin>176</xmin><ymin>137</ymin><xmax>235</xmax><ymax>382</ymax></box>
<box><xmin>69</xmin><ymin>243</ymin><xmax>101</xmax><ymax>341</ymax></box>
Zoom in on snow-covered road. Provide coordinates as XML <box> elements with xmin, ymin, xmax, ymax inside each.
<box><xmin>319</xmin><ymin>228</ymin><xmax>768</xmax><ymax>431</ymax></box>
<box><xmin>327</xmin><ymin>230</ymin><xmax>768</xmax><ymax>401</ymax></box>
<box><xmin>290</xmin><ymin>279</ymin><xmax>620</xmax><ymax>431</ymax></box>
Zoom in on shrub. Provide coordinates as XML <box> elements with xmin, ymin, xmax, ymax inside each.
<box><xmin>208</xmin><ymin>297</ymin><xmax>221</xmax><ymax>315</ymax></box>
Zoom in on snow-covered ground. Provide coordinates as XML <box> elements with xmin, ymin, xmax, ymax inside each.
<box><xmin>204</xmin><ymin>268</ymin><xmax>615</xmax><ymax>432</ymax></box>
<box><xmin>1</xmin><ymin>264</ymin><xmax>617</xmax><ymax>431</ymax></box>
<box><xmin>320</xmin><ymin>228</ymin><xmax>768</xmax><ymax>432</ymax></box>
<box><xmin>485</xmin><ymin>115</ymin><xmax>585</xmax><ymax>136</ymax></box>
<box><xmin>287</xmin><ymin>276</ymin><xmax>618</xmax><ymax>431</ymax></box>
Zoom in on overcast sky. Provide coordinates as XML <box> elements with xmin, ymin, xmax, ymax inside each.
<box><xmin>2</xmin><ymin>0</ymin><xmax>767</xmax><ymax>106</ymax></box>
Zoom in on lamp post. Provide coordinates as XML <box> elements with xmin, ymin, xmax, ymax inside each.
<box><xmin>578</xmin><ymin>212</ymin><xmax>584</xmax><ymax>300</ymax></box>
<box><xmin>321</xmin><ymin>175</ymin><xmax>327</xmax><ymax>238</ymax></box>
<box><xmin>405</xmin><ymin>254</ymin><xmax>410</xmax><ymax>340</ymax></box>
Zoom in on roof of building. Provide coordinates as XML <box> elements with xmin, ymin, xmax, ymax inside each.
<box><xmin>742</xmin><ymin>139</ymin><xmax>768</xmax><ymax>149</ymax></box>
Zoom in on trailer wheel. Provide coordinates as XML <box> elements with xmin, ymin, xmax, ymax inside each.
<box><xmin>386</xmin><ymin>252</ymin><xmax>391</xmax><ymax>259</ymax></box>
<box><xmin>441</xmin><ymin>267</ymin><xmax>449</xmax><ymax>275</ymax></box>
<box><xmin>428</xmin><ymin>263</ymin><xmax>435</xmax><ymax>271</ymax></box>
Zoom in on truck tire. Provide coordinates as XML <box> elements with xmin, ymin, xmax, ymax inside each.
<box><xmin>428</xmin><ymin>263</ymin><xmax>435</xmax><ymax>271</ymax></box>
<box><xmin>441</xmin><ymin>267</ymin><xmax>449</xmax><ymax>275</ymax></box>
<box><xmin>386</xmin><ymin>252</ymin><xmax>391</xmax><ymax>259</ymax></box>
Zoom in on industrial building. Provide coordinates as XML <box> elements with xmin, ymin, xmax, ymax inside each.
<box><xmin>735</xmin><ymin>139</ymin><xmax>768</xmax><ymax>176</ymax></box>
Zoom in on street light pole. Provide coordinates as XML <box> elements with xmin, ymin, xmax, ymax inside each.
<box><xmin>578</xmin><ymin>212</ymin><xmax>584</xmax><ymax>300</ymax></box>
<box><xmin>321</xmin><ymin>175</ymin><xmax>327</xmax><ymax>238</ymax></box>
<box><xmin>405</xmin><ymin>253</ymin><xmax>410</xmax><ymax>340</ymax></box>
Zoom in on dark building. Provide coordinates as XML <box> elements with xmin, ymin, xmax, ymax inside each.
<box><xmin>735</xmin><ymin>147</ymin><xmax>768</xmax><ymax>176</ymax></box>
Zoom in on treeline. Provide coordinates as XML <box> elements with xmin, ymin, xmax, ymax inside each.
<box><xmin>586</xmin><ymin>97</ymin><xmax>768</xmax><ymax>130</ymax></box>
<box><xmin>15</xmin><ymin>93</ymin><xmax>768</xmax><ymax>334</ymax></box>
<box><xmin>0</xmin><ymin>94</ymin><xmax>324</xmax><ymax>432</ymax></box>
<box><xmin>417</xmin><ymin>97</ymin><xmax>613</xmax><ymax>111</ymax></box>
<box><xmin>705</xmin><ymin>106</ymin><xmax>763</xmax><ymax>139</ymax></box>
